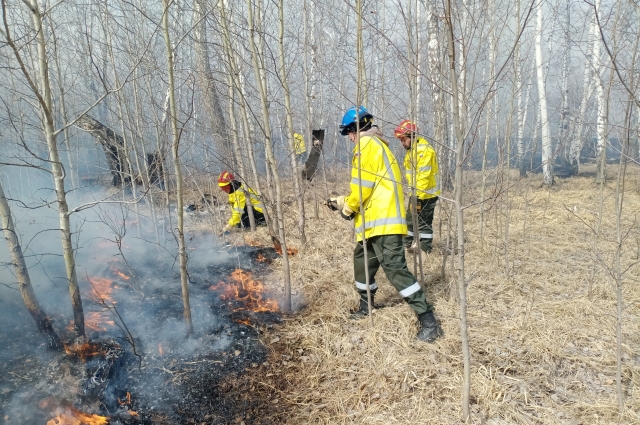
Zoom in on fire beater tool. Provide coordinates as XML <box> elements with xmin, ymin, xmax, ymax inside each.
<box><xmin>301</xmin><ymin>129</ymin><xmax>325</xmax><ymax>182</ymax></box>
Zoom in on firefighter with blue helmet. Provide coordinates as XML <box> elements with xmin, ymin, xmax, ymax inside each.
<box><xmin>327</xmin><ymin>106</ymin><xmax>443</xmax><ymax>343</ymax></box>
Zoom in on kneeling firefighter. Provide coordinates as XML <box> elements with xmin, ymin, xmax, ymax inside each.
<box><xmin>218</xmin><ymin>171</ymin><xmax>265</xmax><ymax>234</ymax></box>
<box><xmin>326</xmin><ymin>106</ymin><xmax>443</xmax><ymax>343</ymax></box>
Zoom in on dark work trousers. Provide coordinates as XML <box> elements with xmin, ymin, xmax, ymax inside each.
<box><xmin>239</xmin><ymin>208</ymin><xmax>266</xmax><ymax>229</ymax></box>
<box><xmin>353</xmin><ymin>234</ymin><xmax>433</xmax><ymax>315</ymax></box>
<box><xmin>404</xmin><ymin>196</ymin><xmax>438</xmax><ymax>253</ymax></box>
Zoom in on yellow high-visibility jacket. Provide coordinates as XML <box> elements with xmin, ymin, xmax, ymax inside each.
<box><xmin>227</xmin><ymin>185</ymin><xmax>263</xmax><ymax>227</ymax></box>
<box><xmin>403</xmin><ymin>136</ymin><xmax>440</xmax><ymax>200</ymax></box>
<box><xmin>344</xmin><ymin>129</ymin><xmax>407</xmax><ymax>241</ymax></box>
<box><xmin>293</xmin><ymin>133</ymin><xmax>307</xmax><ymax>155</ymax></box>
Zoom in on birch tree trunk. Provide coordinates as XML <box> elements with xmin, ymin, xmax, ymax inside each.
<box><xmin>50</xmin><ymin>24</ymin><xmax>76</xmax><ymax>191</ymax></box>
<box><xmin>162</xmin><ymin>0</ymin><xmax>193</xmax><ymax>335</ymax></box>
<box><xmin>355</xmin><ymin>0</ymin><xmax>374</xmax><ymax>326</ymax></box>
<box><xmin>515</xmin><ymin>0</ymin><xmax>526</xmax><ymax>177</ymax></box>
<box><xmin>570</xmin><ymin>10</ymin><xmax>596</xmax><ymax>173</ymax></box>
<box><xmin>427</xmin><ymin>4</ymin><xmax>448</xmax><ymax>188</ymax></box>
<box><xmin>278</xmin><ymin>0</ymin><xmax>306</xmax><ymax>245</ymax></box>
<box><xmin>193</xmin><ymin>0</ymin><xmax>230</xmax><ymax>163</ymax></box>
<box><xmin>535</xmin><ymin>0</ymin><xmax>553</xmax><ymax>185</ymax></box>
<box><xmin>218</xmin><ymin>0</ymin><xmax>267</xmax><ymax>220</ymax></box>
<box><xmin>407</xmin><ymin>0</ymin><xmax>424</xmax><ymax>282</ymax></box>
<box><xmin>480</xmin><ymin>0</ymin><xmax>496</xmax><ymax>245</ymax></box>
<box><xmin>558</xmin><ymin>3</ymin><xmax>571</xmax><ymax>166</ymax></box>
<box><xmin>593</xmin><ymin>0</ymin><xmax>607</xmax><ymax>183</ymax></box>
<box><xmin>0</xmin><ymin>181</ymin><xmax>62</xmax><ymax>349</ymax></box>
<box><xmin>2</xmin><ymin>0</ymin><xmax>86</xmax><ymax>339</ymax></box>
<box><xmin>445</xmin><ymin>0</ymin><xmax>470</xmax><ymax>417</ymax></box>
<box><xmin>246</xmin><ymin>0</ymin><xmax>292</xmax><ymax>312</ymax></box>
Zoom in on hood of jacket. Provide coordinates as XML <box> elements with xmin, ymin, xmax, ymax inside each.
<box><xmin>359</xmin><ymin>126</ymin><xmax>389</xmax><ymax>146</ymax></box>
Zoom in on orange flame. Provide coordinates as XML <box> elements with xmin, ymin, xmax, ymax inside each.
<box><xmin>256</xmin><ymin>253</ymin><xmax>267</xmax><ymax>263</ymax></box>
<box><xmin>275</xmin><ymin>246</ymin><xmax>298</xmax><ymax>256</ymax></box>
<box><xmin>128</xmin><ymin>410</ymin><xmax>138</xmax><ymax>417</ymax></box>
<box><xmin>209</xmin><ymin>268</ymin><xmax>279</xmax><ymax>314</ymax></box>
<box><xmin>109</xmin><ymin>266</ymin><xmax>130</xmax><ymax>280</ymax></box>
<box><xmin>158</xmin><ymin>343</ymin><xmax>164</xmax><ymax>356</ymax></box>
<box><xmin>88</xmin><ymin>277</ymin><xmax>116</xmax><ymax>304</ymax></box>
<box><xmin>118</xmin><ymin>392</ymin><xmax>131</xmax><ymax>406</ymax></box>
<box><xmin>64</xmin><ymin>341</ymin><xmax>107</xmax><ymax>361</ymax></box>
<box><xmin>46</xmin><ymin>406</ymin><xmax>108</xmax><ymax>425</ymax></box>
<box><xmin>85</xmin><ymin>312</ymin><xmax>115</xmax><ymax>332</ymax></box>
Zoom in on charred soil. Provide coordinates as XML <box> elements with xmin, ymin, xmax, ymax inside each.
<box><xmin>0</xmin><ymin>243</ymin><xmax>295</xmax><ymax>425</ymax></box>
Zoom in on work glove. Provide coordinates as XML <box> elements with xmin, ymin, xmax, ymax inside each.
<box><xmin>326</xmin><ymin>196</ymin><xmax>345</xmax><ymax>211</ymax></box>
<box><xmin>340</xmin><ymin>203</ymin><xmax>355</xmax><ymax>221</ymax></box>
<box><xmin>217</xmin><ymin>224</ymin><xmax>231</xmax><ymax>237</ymax></box>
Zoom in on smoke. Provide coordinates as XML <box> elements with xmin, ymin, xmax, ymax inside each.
<box><xmin>0</xmin><ymin>168</ymin><xmax>247</xmax><ymax>423</ymax></box>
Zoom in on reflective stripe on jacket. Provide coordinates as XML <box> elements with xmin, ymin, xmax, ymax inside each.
<box><xmin>227</xmin><ymin>185</ymin><xmax>263</xmax><ymax>227</ymax></box>
<box><xmin>345</xmin><ymin>131</ymin><xmax>407</xmax><ymax>241</ymax></box>
<box><xmin>404</xmin><ymin>136</ymin><xmax>440</xmax><ymax>199</ymax></box>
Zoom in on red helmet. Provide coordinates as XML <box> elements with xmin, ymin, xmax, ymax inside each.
<box><xmin>394</xmin><ymin>120</ymin><xmax>418</xmax><ymax>138</ymax></box>
<box><xmin>218</xmin><ymin>171</ymin><xmax>235</xmax><ymax>187</ymax></box>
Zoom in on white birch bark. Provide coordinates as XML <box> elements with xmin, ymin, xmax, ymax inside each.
<box><xmin>558</xmin><ymin>2</ymin><xmax>571</xmax><ymax>164</ymax></box>
<box><xmin>593</xmin><ymin>0</ymin><xmax>607</xmax><ymax>182</ymax></box>
<box><xmin>570</xmin><ymin>11</ymin><xmax>596</xmax><ymax>172</ymax></box>
<box><xmin>535</xmin><ymin>0</ymin><xmax>553</xmax><ymax>185</ymax></box>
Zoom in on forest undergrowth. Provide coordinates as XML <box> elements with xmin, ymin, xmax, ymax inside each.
<box><xmin>213</xmin><ymin>164</ymin><xmax>640</xmax><ymax>425</ymax></box>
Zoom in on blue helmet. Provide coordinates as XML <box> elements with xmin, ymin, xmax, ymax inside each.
<box><xmin>339</xmin><ymin>106</ymin><xmax>373</xmax><ymax>135</ymax></box>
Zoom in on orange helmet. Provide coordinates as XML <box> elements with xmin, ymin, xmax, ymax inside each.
<box><xmin>218</xmin><ymin>171</ymin><xmax>235</xmax><ymax>187</ymax></box>
<box><xmin>394</xmin><ymin>120</ymin><xmax>418</xmax><ymax>138</ymax></box>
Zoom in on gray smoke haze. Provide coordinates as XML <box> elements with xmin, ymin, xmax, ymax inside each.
<box><xmin>0</xmin><ymin>167</ymin><xmax>243</xmax><ymax>423</ymax></box>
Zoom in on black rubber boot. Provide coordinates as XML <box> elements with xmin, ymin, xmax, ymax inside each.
<box><xmin>416</xmin><ymin>311</ymin><xmax>443</xmax><ymax>342</ymax></box>
<box><xmin>349</xmin><ymin>296</ymin><xmax>373</xmax><ymax>320</ymax></box>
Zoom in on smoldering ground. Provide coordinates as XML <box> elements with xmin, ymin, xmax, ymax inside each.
<box><xmin>0</xmin><ymin>174</ymin><xmax>281</xmax><ymax>424</ymax></box>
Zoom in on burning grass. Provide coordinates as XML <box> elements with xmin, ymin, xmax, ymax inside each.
<box><xmin>46</xmin><ymin>406</ymin><xmax>108</xmax><ymax>425</ymax></box>
<box><xmin>40</xmin><ymin>399</ymin><xmax>109</xmax><ymax>425</ymax></box>
<box><xmin>241</xmin><ymin>165</ymin><xmax>640</xmax><ymax>424</ymax></box>
<box><xmin>209</xmin><ymin>268</ymin><xmax>280</xmax><ymax>314</ymax></box>
<box><xmin>88</xmin><ymin>277</ymin><xmax>117</xmax><ymax>304</ymax></box>
<box><xmin>85</xmin><ymin>312</ymin><xmax>115</xmax><ymax>333</ymax></box>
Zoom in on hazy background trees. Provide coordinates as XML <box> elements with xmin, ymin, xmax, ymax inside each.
<box><xmin>1</xmin><ymin>0</ymin><xmax>639</xmax><ymax>416</ymax></box>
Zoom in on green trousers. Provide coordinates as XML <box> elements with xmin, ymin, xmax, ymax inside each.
<box><xmin>353</xmin><ymin>234</ymin><xmax>433</xmax><ymax>315</ymax></box>
<box><xmin>405</xmin><ymin>197</ymin><xmax>438</xmax><ymax>253</ymax></box>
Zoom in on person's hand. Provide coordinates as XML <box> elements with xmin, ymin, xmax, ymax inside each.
<box><xmin>326</xmin><ymin>196</ymin><xmax>345</xmax><ymax>211</ymax></box>
<box><xmin>217</xmin><ymin>224</ymin><xmax>231</xmax><ymax>237</ymax></box>
<box><xmin>340</xmin><ymin>203</ymin><xmax>355</xmax><ymax>220</ymax></box>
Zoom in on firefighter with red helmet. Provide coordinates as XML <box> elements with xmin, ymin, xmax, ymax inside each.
<box><xmin>394</xmin><ymin>120</ymin><xmax>440</xmax><ymax>254</ymax></box>
<box><xmin>218</xmin><ymin>171</ymin><xmax>265</xmax><ymax>234</ymax></box>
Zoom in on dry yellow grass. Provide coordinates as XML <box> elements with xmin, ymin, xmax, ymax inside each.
<box><xmin>207</xmin><ymin>164</ymin><xmax>640</xmax><ymax>424</ymax></box>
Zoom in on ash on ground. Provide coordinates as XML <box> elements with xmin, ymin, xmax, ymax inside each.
<box><xmin>0</xmin><ymin>243</ymin><xmax>292</xmax><ymax>425</ymax></box>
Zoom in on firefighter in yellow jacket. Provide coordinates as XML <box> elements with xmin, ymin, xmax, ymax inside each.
<box><xmin>218</xmin><ymin>171</ymin><xmax>265</xmax><ymax>234</ymax></box>
<box><xmin>326</xmin><ymin>106</ymin><xmax>442</xmax><ymax>343</ymax></box>
<box><xmin>394</xmin><ymin>120</ymin><xmax>440</xmax><ymax>253</ymax></box>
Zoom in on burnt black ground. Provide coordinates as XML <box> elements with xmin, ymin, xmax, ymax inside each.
<box><xmin>0</xmin><ymin>243</ymin><xmax>290</xmax><ymax>425</ymax></box>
